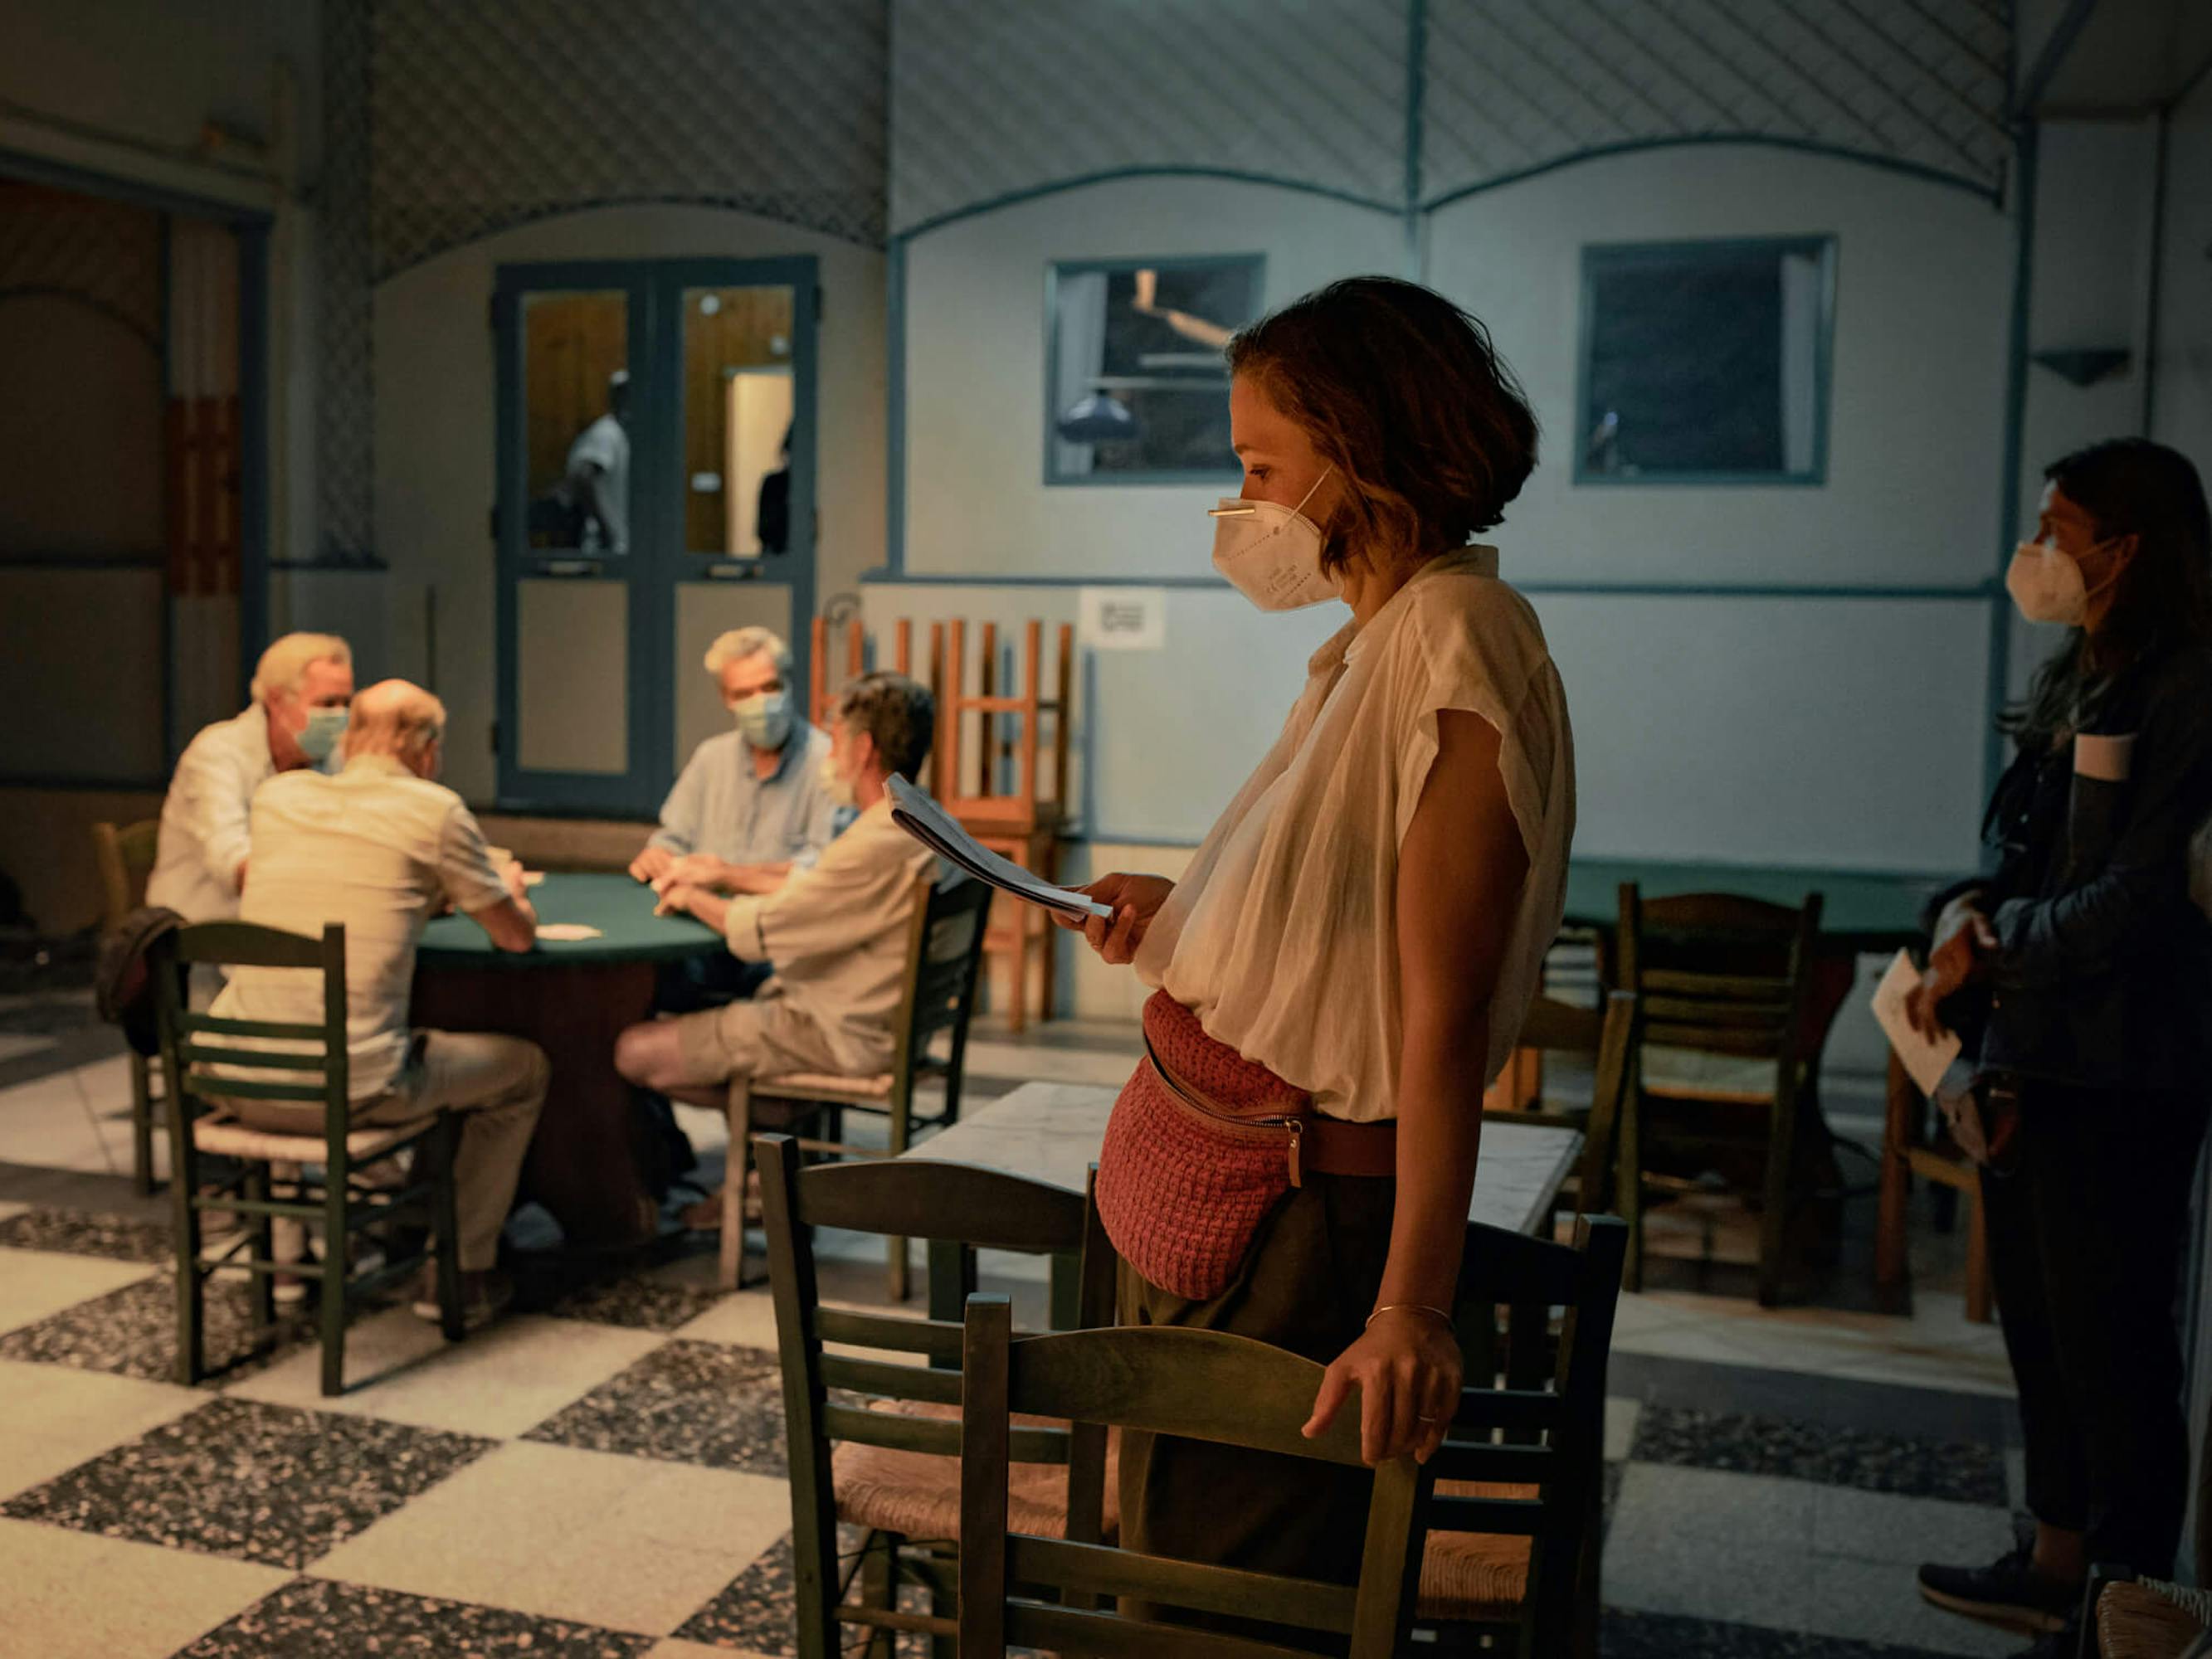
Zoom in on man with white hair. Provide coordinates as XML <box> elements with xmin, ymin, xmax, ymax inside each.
<box><xmin>208</xmin><ymin>679</ymin><xmax>548</xmax><ymax>1328</ymax></box>
<box><xmin>630</xmin><ymin>625</ymin><xmax>843</xmax><ymax>1010</ymax></box>
<box><xmin>148</xmin><ymin>631</ymin><xmax>354</xmax><ymax>921</ymax></box>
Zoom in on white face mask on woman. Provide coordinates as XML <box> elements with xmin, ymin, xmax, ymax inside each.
<box><xmin>1208</xmin><ymin>467</ymin><xmax>1338</xmax><ymax>611</ymax></box>
<box><xmin>2005</xmin><ymin>538</ymin><xmax>2122</xmax><ymax>627</ymax></box>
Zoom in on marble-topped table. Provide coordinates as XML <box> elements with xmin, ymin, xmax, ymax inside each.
<box><xmin>904</xmin><ymin>1080</ymin><xmax>1582</xmax><ymax>1322</ymax></box>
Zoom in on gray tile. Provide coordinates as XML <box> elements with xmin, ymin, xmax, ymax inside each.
<box><xmin>546</xmin><ymin>1272</ymin><xmax>728</xmax><ymax>1335</ymax></box>
<box><xmin>1602</xmin><ymin>1513</ymin><xmax>1814</xmax><ymax>1630</ymax></box>
<box><xmin>173</xmin><ymin>1577</ymin><xmax>653</xmax><ymax>1657</ymax></box>
<box><xmin>1632</xmin><ymin>1405</ymin><xmax>2009</xmax><ymax>1505</ymax></box>
<box><xmin>523</xmin><ymin>1338</ymin><xmax>786</xmax><ymax>1476</ymax></box>
<box><xmin>0</xmin><ymin>1269</ymin><xmax>312</xmax><ymax>1384</ymax></box>
<box><xmin>0</xmin><ymin>1205</ymin><xmax>172</xmax><ymax>1265</ymax></box>
<box><xmin>1607</xmin><ymin>1350</ymin><xmax>2019</xmax><ymax>1449</ymax></box>
<box><xmin>675</xmin><ymin>1526</ymin><xmax>875</xmax><ymax>1657</ymax></box>
<box><xmin>1610</xmin><ymin>1463</ymin><xmax>1817</xmax><ymax>1551</ymax></box>
<box><xmin>1811</xmin><ymin>1485</ymin><xmax>2015</xmax><ymax>1569</ymax></box>
<box><xmin>0</xmin><ymin>1395</ymin><xmax>493</xmax><ymax>1570</ymax></box>
<box><xmin>1601</xmin><ymin>1608</ymin><xmax>1970</xmax><ymax>1657</ymax></box>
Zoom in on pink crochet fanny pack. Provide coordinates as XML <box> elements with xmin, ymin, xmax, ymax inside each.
<box><xmin>1095</xmin><ymin>991</ymin><xmax>1317</xmax><ymax>1301</ymax></box>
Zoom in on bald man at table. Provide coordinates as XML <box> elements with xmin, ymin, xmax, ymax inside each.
<box><xmin>207</xmin><ymin>679</ymin><xmax>547</xmax><ymax>1330</ymax></box>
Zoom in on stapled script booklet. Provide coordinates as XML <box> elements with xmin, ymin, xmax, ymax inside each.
<box><xmin>885</xmin><ymin>774</ymin><xmax>1112</xmax><ymax>922</ymax></box>
<box><xmin>1869</xmin><ymin>949</ymin><xmax>1961</xmax><ymax>1096</ymax></box>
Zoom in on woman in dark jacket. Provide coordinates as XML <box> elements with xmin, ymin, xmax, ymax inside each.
<box><xmin>1910</xmin><ymin>438</ymin><xmax>2212</xmax><ymax>1657</ymax></box>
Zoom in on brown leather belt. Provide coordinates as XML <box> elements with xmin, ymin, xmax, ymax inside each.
<box><xmin>1142</xmin><ymin>1030</ymin><xmax>1398</xmax><ymax>1183</ymax></box>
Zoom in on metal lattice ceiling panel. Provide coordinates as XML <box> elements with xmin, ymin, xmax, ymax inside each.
<box><xmin>368</xmin><ymin>0</ymin><xmax>888</xmax><ymax>278</ymax></box>
<box><xmin>316</xmin><ymin>0</ymin><xmax>375</xmax><ymax>562</ymax></box>
<box><xmin>889</xmin><ymin>0</ymin><xmax>1411</xmax><ymax>236</ymax></box>
<box><xmin>1420</xmin><ymin>0</ymin><xmax>2011</xmax><ymax>205</ymax></box>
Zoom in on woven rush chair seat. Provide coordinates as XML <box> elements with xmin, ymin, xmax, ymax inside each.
<box><xmin>2099</xmin><ymin>1578</ymin><xmax>2212</xmax><ymax>1657</ymax></box>
<box><xmin>756</xmin><ymin>1070</ymin><xmax>893</xmax><ymax>1106</ymax></box>
<box><xmin>192</xmin><ymin>1108</ymin><xmax>433</xmax><ymax>1165</ymax></box>
<box><xmin>831</xmin><ymin>1397</ymin><xmax>1121</xmax><ymax>1543</ymax></box>
<box><xmin>1416</xmin><ymin>1479</ymin><xmax>1540</xmax><ymax>1620</ymax></box>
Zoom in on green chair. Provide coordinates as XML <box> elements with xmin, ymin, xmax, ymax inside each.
<box><xmin>756</xmin><ymin>1133</ymin><xmax>1114</xmax><ymax>1659</ymax></box>
<box><xmin>152</xmin><ymin>921</ymin><xmax>464</xmax><ymax>1395</ymax></box>
<box><xmin>1414</xmin><ymin>1213</ymin><xmax>1629</xmax><ymax>1657</ymax></box>
<box><xmin>92</xmin><ymin>818</ymin><xmax>164</xmax><ymax>1193</ymax></box>
<box><xmin>957</xmin><ymin>1298</ymin><xmax>1430</xmax><ymax>1658</ymax></box>
<box><xmin>1614</xmin><ymin>883</ymin><xmax>1824</xmax><ymax>1303</ymax></box>
<box><xmin>725</xmin><ymin>869</ymin><xmax>994</xmax><ymax>1297</ymax></box>
<box><xmin>1484</xmin><ymin>990</ymin><xmax>1640</xmax><ymax>1237</ymax></box>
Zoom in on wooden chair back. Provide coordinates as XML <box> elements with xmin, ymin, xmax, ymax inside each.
<box><xmin>1433</xmin><ymin>1214</ymin><xmax>1629</xmax><ymax>1652</ymax></box>
<box><xmin>92</xmin><ymin>818</ymin><xmax>161</xmax><ymax>932</ymax></box>
<box><xmin>887</xmin><ymin>868</ymin><xmax>994</xmax><ymax>1112</ymax></box>
<box><xmin>1615</xmin><ymin>884</ymin><xmax>1823</xmax><ymax>1073</ymax></box>
<box><xmin>938</xmin><ymin>619</ymin><xmax>1074</xmax><ymax>832</ymax></box>
<box><xmin>957</xmin><ymin>1298</ymin><xmax>1427</xmax><ymax>1658</ymax></box>
<box><xmin>756</xmin><ymin>1135</ymin><xmax>1115</xmax><ymax>1656</ymax></box>
<box><xmin>1490</xmin><ymin>990</ymin><xmax>1639</xmax><ymax>1221</ymax></box>
<box><xmin>153</xmin><ymin>922</ymin><xmax>352</xmax><ymax>1164</ymax></box>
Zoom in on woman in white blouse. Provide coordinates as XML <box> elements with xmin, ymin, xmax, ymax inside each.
<box><xmin>1064</xmin><ymin>277</ymin><xmax>1575</xmax><ymax>1593</ymax></box>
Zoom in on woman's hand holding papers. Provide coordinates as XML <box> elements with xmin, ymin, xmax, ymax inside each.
<box><xmin>1054</xmin><ymin>872</ymin><xmax>1174</xmax><ymax>966</ymax></box>
<box><xmin>1906</xmin><ymin>902</ymin><xmax>1996</xmax><ymax>1040</ymax></box>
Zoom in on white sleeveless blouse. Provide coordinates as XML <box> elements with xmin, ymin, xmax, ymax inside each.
<box><xmin>1134</xmin><ymin>547</ymin><xmax>1575</xmax><ymax>1121</ymax></box>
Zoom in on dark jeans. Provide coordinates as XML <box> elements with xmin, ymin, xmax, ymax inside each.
<box><xmin>1981</xmin><ymin>1080</ymin><xmax>2209</xmax><ymax>1577</ymax></box>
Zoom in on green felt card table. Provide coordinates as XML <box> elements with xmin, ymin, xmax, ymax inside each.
<box><xmin>414</xmin><ymin>872</ymin><xmax>722</xmax><ymax>1248</ymax></box>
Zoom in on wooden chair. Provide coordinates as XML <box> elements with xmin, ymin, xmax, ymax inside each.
<box><xmin>92</xmin><ymin>819</ymin><xmax>164</xmax><ymax>1193</ymax></box>
<box><xmin>756</xmin><ymin>1134</ymin><xmax>1115</xmax><ymax>1659</ymax></box>
<box><xmin>1614</xmin><ymin>883</ymin><xmax>1823</xmax><ymax>1306</ymax></box>
<box><xmin>1483</xmin><ymin>991</ymin><xmax>1639</xmax><ymax>1237</ymax></box>
<box><xmin>957</xmin><ymin>1297</ymin><xmax>1427</xmax><ymax>1658</ymax></box>
<box><xmin>2083</xmin><ymin>1566</ymin><xmax>2212</xmax><ymax>1658</ymax></box>
<box><xmin>1874</xmin><ymin>1044</ymin><xmax>1995</xmax><ymax>1323</ymax></box>
<box><xmin>1415</xmin><ymin>1214</ymin><xmax>1629</xmax><ymax>1657</ymax></box>
<box><xmin>152</xmin><ymin>921</ymin><xmax>464</xmax><ymax>1395</ymax></box>
<box><xmin>940</xmin><ymin>620</ymin><xmax>1074</xmax><ymax>1033</ymax></box>
<box><xmin>717</xmin><ymin>869</ymin><xmax>994</xmax><ymax>1296</ymax></box>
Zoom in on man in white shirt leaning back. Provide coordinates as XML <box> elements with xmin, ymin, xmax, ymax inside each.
<box><xmin>147</xmin><ymin>631</ymin><xmax>355</xmax><ymax>922</ymax></box>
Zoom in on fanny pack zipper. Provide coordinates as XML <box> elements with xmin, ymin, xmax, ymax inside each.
<box><xmin>1142</xmin><ymin>1029</ymin><xmax>1308</xmax><ymax>1186</ymax></box>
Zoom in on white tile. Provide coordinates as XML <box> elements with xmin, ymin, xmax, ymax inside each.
<box><xmin>1811</xmin><ymin>1484</ymin><xmax>2016</xmax><ymax>1568</ymax></box>
<box><xmin>646</xmin><ymin>1643</ymin><xmax>778</xmax><ymax>1659</ymax></box>
<box><xmin>0</xmin><ymin>1201</ymin><xmax>28</xmax><ymax>1225</ymax></box>
<box><xmin>2005</xmin><ymin>1447</ymin><xmax>2027</xmax><ymax>1511</ymax></box>
<box><xmin>1802</xmin><ymin>1551</ymin><xmax>2024</xmax><ymax>1655</ymax></box>
<box><xmin>672</xmin><ymin>1288</ymin><xmax>780</xmax><ymax>1351</ymax></box>
<box><xmin>0</xmin><ymin>1034</ymin><xmax>56</xmax><ymax>1063</ymax></box>
<box><xmin>0</xmin><ymin>1246</ymin><xmax>157</xmax><ymax>1335</ymax></box>
<box><xmin>0</xmin><ymin>1077</ymin><xmax>123</xmax><ymax>1175</ymax></box>
<box><xmin>1607</xmin><ymin>1462</ymin><xmax>1816</xmax><ymax>1551</ymax></box>
<box><xmin>0</xmin><ymin>1517</ymin><xmax>290</xmax><ymax>1659</ymax></box>
<box><xmin>227</xmin><ymin>1311</ymin><xmax>666</xmax><ymax>1438</ymax></box>
<box><xmin>1603</xmin><ymin>1395</ymin><xmax>1641</xmax><ymax>1464</ymax></box>
<box><xmin>310</xmin><ymin>1440</ymin><xmax>790</xmax><ymax>1635</ymax></box>
<box><xmin>0</xmin><ymin>1360</ymin><xmax>204</xmax><ymax>1502</ymax></box>
<box><xmin>1608</xmin><ymin>1290</ymin><xmax>2019</xmax><ymax>1399</ymax></box>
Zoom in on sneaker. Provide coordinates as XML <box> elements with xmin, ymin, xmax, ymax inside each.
<box><xmin>1918</xmin><ymin>1542</ymin><xmax>2079</xmax><ymax>1634</ymax></box>
<box><xmin>411</xmin><ymin>1267</ymin><xmax>514</xmax><ymax>1331</ymax></box>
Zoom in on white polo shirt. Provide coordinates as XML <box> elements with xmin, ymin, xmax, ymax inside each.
<box><xmin>147</xmin><ymin>703</ymin><xmax>277</xmax><ymax>922</ymax></box>
<box><xmin>207</xmin><ymin>754</ymin><xmax>511</xmax><ymax>1099</ymax></box>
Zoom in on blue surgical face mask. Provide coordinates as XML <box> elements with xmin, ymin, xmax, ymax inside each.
<box><xmin>299</xmin><ymin>706</ymin><xmax>349</xmax><ymax>761</ymax></box>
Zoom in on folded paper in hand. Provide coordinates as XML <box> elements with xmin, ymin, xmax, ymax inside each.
<box><xmin>886</xmin><ymin>775</ymin><xmax>1113</xmax><ymax>921</ymax></box>
<box><xmin>1870</xmin><ymin>949</ymin><xmax>1961</xmax><ymax>1096</ymax></box>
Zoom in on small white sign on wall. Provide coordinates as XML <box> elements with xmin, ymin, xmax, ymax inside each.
<box><xmin>1078</xmin><ymin>586</ymin><xmax>1167</xmax><ymax>653</ymax></box>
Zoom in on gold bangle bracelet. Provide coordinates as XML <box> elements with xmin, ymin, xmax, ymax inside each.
<box><xmin>1366</xmin><ymin>1302</ymin><xmax>1454</xmax><ymax>1331</ymax></box>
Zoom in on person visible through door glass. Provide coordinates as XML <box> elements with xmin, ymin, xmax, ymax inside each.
<box><xmin>562</xmin><ymin>369</ymin><xmax>631</xmax><ymax>553</ymax></box>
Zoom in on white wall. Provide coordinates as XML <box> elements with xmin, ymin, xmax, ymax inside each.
<box><xmin>2151</xmin><ymin>76</ymin><xmax>2212</xmax><ymax>469</ymax></box>
<box><xmin>373</xmin><ymin>204</ymin><xmax>886</xmax><ymax>805</ymax></box>
<box><xmin>903</xmin><ymin>176</ymin><xmax>1405</xmax><ymax>582</ymax></box>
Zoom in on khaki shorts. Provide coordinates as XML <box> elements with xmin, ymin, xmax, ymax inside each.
<box><xmin>670</xmin><ymin>993</ymin><xmax>845</xmax><ymax>1087</ymax></box>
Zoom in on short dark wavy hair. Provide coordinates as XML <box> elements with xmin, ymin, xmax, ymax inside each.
<box><xmin>836</xmin><ymin>671</ymin><xmax>935</xmax><ymax>781</ymax></box>
<box><xmin>1225</xmin><ymin>276</ymin><xmax>1539</xmax><ymax>571</ymax></box>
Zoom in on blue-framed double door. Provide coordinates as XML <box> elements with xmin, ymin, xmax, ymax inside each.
<box><xmin>493</xmin><ymin>255</ymin><xmax>818</xmax><ymax>814</ymax></box>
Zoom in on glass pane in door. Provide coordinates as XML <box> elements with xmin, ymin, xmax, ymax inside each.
<box><xmin>681</xmin><ymin>285</ymin><xmax>794</xmax><ymax>557</ymax></box>
<box><xmin>524</xmin><ymin>291</ymin><xmax>631</xmax><ymax>552</ymax></box>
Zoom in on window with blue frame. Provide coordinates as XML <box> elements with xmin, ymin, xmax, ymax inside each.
<box><xmin>1045</xmin><ymin>256</ymin><xmax>1264</xmax><ymax>484</ymax></box>
<box><xmin>1577</xmin><ymin>237</ymin><xmax>1835</xmax><ymax>485</ymax></box>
